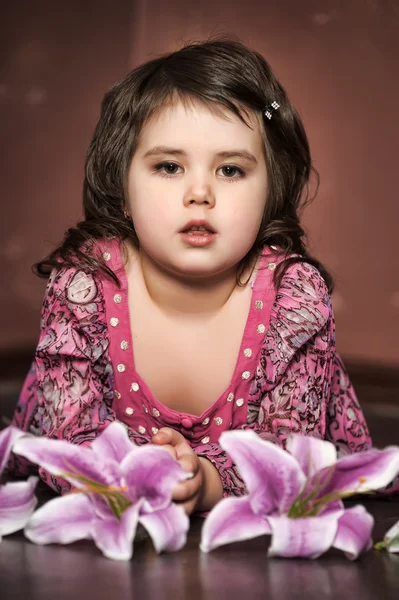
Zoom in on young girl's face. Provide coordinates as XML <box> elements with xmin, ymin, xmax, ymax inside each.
<box><xmin>127</xmin><ymin>99</ymin><xmax>268</xmax><ymax>280</ymax></box>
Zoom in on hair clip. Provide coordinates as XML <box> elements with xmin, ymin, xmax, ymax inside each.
<box><xmin>264</xmin><ymin>101</ymin><xmax>280</xmax><ymax>120</ymax></box>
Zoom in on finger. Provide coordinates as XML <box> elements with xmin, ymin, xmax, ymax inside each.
<box><xmin>151</xmin><ymin>430</ymin><xmax>172</xmax><ymax>445</ymax></box>
<box><xmin>182</xmin><ymin>496</ymin><xmax>201</xmax><ymax>516</ymax></box>
<box><xmin>178</xmin><ymin>453</ymin><xmax>200</xmax><ymax>476</ymax></box>
<box><xmin>158</xmin><ymin>443</ymin><xmax>177</xmax><ymax>460</ymax></box>
<box><xmin>152</xmin><ymin>428</ymin><xmax>183</xmax><ymax>447</ymax></box>
<box><xmin>181</xmin><ymin>496</ymin><xmax>198</xmax><ymax>516</ymax></box>
<box><xmin>172</xmin><ymin>472</ymin><xmax>201</xmax><ymax>503</ymax></box>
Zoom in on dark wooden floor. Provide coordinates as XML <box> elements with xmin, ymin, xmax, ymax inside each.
<box><xmin>1</xmin><ymin>497</ymin><xmax>398</xmax><ymax>600</ymax></box>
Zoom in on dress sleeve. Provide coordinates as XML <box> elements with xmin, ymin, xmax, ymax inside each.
<box><xmin>195</xmin><ymin>262</ymin><xmax>373</xmax><ymax>498</ymax></box>
<box><xmin>29</xmin><ymin>266</ymin><xmax>151</xmax><ymax>492</ymax></box>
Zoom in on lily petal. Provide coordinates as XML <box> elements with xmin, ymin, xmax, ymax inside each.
<box><xmin>91</xmin><ymin>422</ymin><xmax>135</xmax><ymax>464</ymax></box>
<box><xmin>321</xmin><ymin>446</ymin><xmax>399</xmax><ymax>496</ymax></box>
<box><xmin>384</xmin><ymin>520</ymin><xmax>399</xmax><ymax>553</ymax></box>
<box><xmin>139</xmin><ymin>502</ymin><xmax>189</xmax><ymax>553</ymax></box>
<box><xmin>219</xmin><ymin>431</ymin><xmax>305</xmax><ymax>514</ymax></box>
<box><xmin>12</xmin><ymin>436</ymin><xmax>120</xmax><ymax>488</ymax></box>
<box><xmin>91</xmin><ymin>501</ymin><xmax>141</xmax><ymax>561</ymax></box>
<box><xmin>286</xmin><ymin>434</ymin><xmax>337</xmax><ymax>478</ymax></box>
<box><xmin>200</xmin><ymin>496</ymin><xmax>271</xmax><ymax>553</ymax></box>
<box><xmin>332</xmin><ymin>505</ymin><xmax>373</xmax><ymax>560</ymax></box>
<box><xmin>121</xmin><ymin>445</ymin><xmax>189</xmax><ymax>511</ymax></box>
<box><xmin>0</xmin><ymin>476</ymin><xmax>38</xmax><ymax>537</ymax></box>
<box><xmin>24</xmin><ymin>493</ymin><xmax>94</xmax><ymax>545</ymax></box>
<box><xmin>0</xmin><ymin>426</ymin><xmax>26</xmax><ymax>474</ymax></box>
<box><xmin>267</xmin><ymin>509</ymin><xmax>344</xmax><ymax>559</ymax></box>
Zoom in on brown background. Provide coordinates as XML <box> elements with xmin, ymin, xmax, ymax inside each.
<box><xmin>1</xmin><ymin>0</ymin><xmax>398</xmax><ymax>368</ymax></box>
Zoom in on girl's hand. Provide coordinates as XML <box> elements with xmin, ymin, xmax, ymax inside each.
<box><xmin>151</xmin><ymin>427</ymin><xmax>204</xmax><ymax>515</ymax></box>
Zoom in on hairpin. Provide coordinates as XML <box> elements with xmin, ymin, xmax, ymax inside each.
<box><xmin>264</xmin><ymin>101</ymin><xmax>280</xmax><ymax>120</ymax></box>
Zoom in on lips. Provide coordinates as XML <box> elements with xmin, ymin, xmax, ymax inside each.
<box><xmin>180</xmin><ymin>220</ymin><xmax>216</xmax><ymax>234</ymax></box>
<box><xmin>183</xmin><ymin>228</ymin><xmax>212</xmax><ymax>236</ymax></box>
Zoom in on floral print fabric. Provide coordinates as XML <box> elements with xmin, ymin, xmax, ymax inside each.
<box><xmin>12</xmin><ymin>242</ymin><xmax>374</xmax><ymax>497</ymax></box>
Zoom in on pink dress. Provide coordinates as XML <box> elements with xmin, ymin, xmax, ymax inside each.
<box><xmin>12</xmin><ymin>240</ymin><xmax>373</xmax><ymax>495</ymax></box>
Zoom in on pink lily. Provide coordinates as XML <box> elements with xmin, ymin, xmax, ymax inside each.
<box><xmin>201</xmin><ymin>432</ymin><xmax>399</xmax><ymax>559</ymax></box>
<box><xmin>0</xmin><ymin>426</ymin><xmax>38</xmax><ymax>542</ymax></box>
<box><xmin>12</xmin><ymin>422</ymin><xmax>190</xmax><ymax>560</ymax></box>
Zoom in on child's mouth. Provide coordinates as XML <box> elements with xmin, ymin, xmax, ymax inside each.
<box><xmin>179</xmin><ymin>227</ymin><xmax>216</xmax><ymax>247</ymax></box>
<box><xmin>183</xmin><ymin>226</ymin><xmax>213</xmax><ymax>235</ymax></box>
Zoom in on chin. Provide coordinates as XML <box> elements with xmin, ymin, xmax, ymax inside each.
<box><xmin>170</xmin><ymin>256</ymin><xmax>237</xmax><ymax>280</ymax></box>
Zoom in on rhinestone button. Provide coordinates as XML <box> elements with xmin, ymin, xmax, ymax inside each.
<box><xmin>143</xmin><ymin>406</ymin><xmax>149</xmax><ymax>414</ymax></box>
<box><xmin>117</xmin><ymin>364</ymin><xmax>126</xmax><ymax>372</ymax></box>
<box><xmin>257</xmin><ymin>324</ymin><xmax>266</xmax><ymax>334</ymax></box>
<box><xmin>270</xmin><ymin>245</ymin><xmax>278</xmax><ymax>250</ymax></box>
<box><xmin>130</xmin><ymin>382</ymin><xmax>140</xmax><ymax>392</ymax></box>
<box><xmin>110</xmin><ymin>317</ymin><xmax>119</xmax><ymax>327</ymax></box>
<box><xmin>214</xmin><ymin>417</ymin><xmax>223</xmax><ymax>426</ymax></box>
<box><xmin>103</xmin><ymin>252</ymin><xmax>111</xmax><ymax>261</ymax></box>
<box><xmin>255</xmin><ymin>300</ymin><xmax>263</xmax><ymax>310</ymax></box>
<box><xmin>227</xmin><ymin>392</ymin><xmax>234</xmax><ymax>402</ymax></box>
<box><xmin>151</xmin><ymin>427</ymin><xmax>159</xmax><ymax>435</ymax></box>
<box><xmin>138</xmin><ymin>426</ymin><xmax>146</xmax><ymax>434</ymax></box>
<box><xmin>202</xmin><ymin>417</ymin><xmax>210</xmax><ymax>425</ymax></box>
<box><xmin>114</xmin><ymin>390</ymin><xmax>121</xmax><ymax>399</ymax></box>
<box><xmin>243</xmin><ymin>348</ymin><xmax>252</xmax><ymax>358</ymax></box>
<box><xmin>268</xmin><ymin>262</ymin><xmax>276</xmax><ymax>270</ymax></box>
<box><xmin>120</xmin><ymin>340</ymin><xmax>129</xmax><ymax>350</ymax></box>
<box><xmin>153</xmin><ymin>408</ymin><xmax>160</xmax><ymax>417</ymax></box>
<box><xmin>125</xmin><ymin>407</ymin><xmax>134</xmax><ymax>416</ymax></box>
<box><xmin>201</xmin><ymin>436</ymin><xmax>210</xmax><ymax>444</ymax></box>
<box><xmin>242</xmin><ymin>371</ymin><xmax>251</xmax><ymax>379</ymax></box>
<box><xmin>113</xmin><ymin>294</ymin><xmax>122</xmax><ymax>304</ymax></box>
<box><xmin>236</xmin><ymin>398</ymin><xmax>244</xmax><ymax>407</ymax></box>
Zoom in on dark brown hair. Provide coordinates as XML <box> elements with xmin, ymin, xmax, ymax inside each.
<box><xmin>35</xmin><ymin>36</ymin><xmax>333</xmax><ymax>292</ymax></box>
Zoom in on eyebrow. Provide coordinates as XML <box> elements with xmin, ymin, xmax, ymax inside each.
<box><xmin>142</xmin><ymin>145</ymin><xmax>258</xmax><ymax>165</ymax></box>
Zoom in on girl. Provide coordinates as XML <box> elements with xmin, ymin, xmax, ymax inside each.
<box><xmin>12</xmin><ymin>38</ymin><xmax>372</xmax><ymax>513</ymax></box>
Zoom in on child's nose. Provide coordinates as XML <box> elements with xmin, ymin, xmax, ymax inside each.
<box><xmin>183</xmin><ymin>184</ymin><xmax>216</xmax><ymax>208</ymax></box>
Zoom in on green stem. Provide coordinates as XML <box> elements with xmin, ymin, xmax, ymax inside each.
<box><xmin>374</xmin><ymin>541</ymin><xmax>386</xmax><ymax>551</ymax></box>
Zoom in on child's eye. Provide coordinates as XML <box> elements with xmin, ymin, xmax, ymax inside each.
<box><xmin>218</xmin><ymin>165</ymin><xmax>245</xmax><ymax>181</ymax></box>
<box><xmin>153</xmin><ymin>162</ymin><xmax>182</xmax><ymax>178</ymax></box>
<box><xmin>152</xmin><ymin>162</ymin><xmax>245</xmax><ymax>181</ymax></box>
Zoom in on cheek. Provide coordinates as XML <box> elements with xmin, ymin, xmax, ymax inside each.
<box><xmin>230</xmin><ymin>216</ymin><xmax>262</xmax><ymax>244</ymax></box>
<box><xmin>223</xmin><ymin>198</ymin><xmax>265</xmax><ymax>250</ymax></box>
<box><xmin>128</xmin><ymin>176</ymin><xmax>173</xmax><ymax>231</ymax></box>
<box><xmin>227</xmin><ymin>195</ymin><xmax>265</xmax><ymax>230</ymax></box>
<box><xmin>130</xmin><ymin>198</ymin><xmax>176</xmax><ymax>242</ymax></box>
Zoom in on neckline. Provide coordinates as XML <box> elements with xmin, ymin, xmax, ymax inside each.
<box><xmin>112</xmin><ymin>243</ymin><xmax>271</xmax><ymax>421</ymax></box>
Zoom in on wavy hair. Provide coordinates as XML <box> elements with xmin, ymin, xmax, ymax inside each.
<box><xmin>35</xmin><ymin>36</ymin><xmax>333</xmax><ymax>292</ymax></box>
